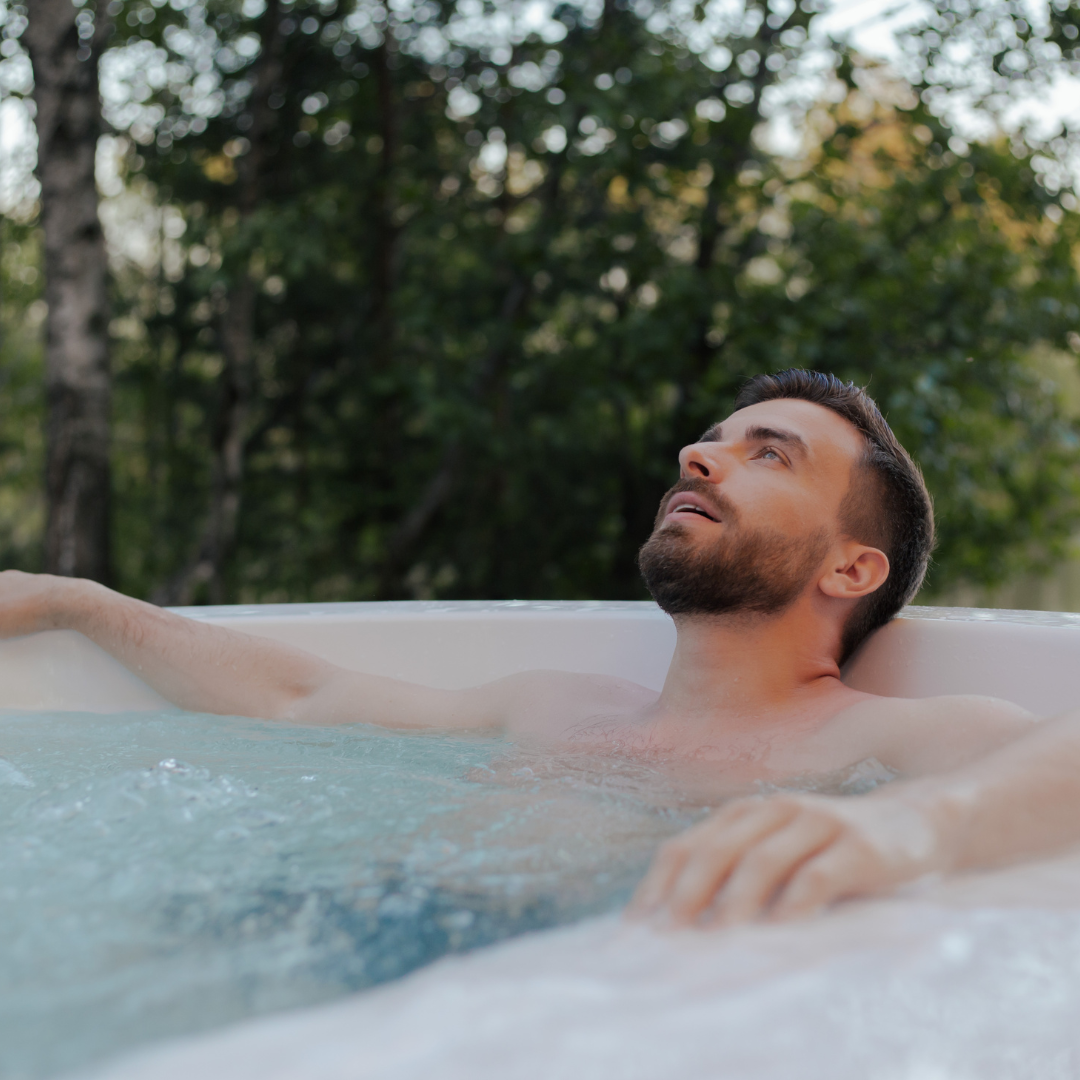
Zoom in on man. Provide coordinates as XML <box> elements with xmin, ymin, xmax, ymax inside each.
<box><xmin>0</xmin><ymin>371</ymin><xmax>1052</xmax><ymax>915</ymax></box>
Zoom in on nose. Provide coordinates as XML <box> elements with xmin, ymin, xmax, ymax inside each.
<box><xmin>679</xmin><ymin>441</ymin><xmax>722</xmax><ymax>480</ymax></box>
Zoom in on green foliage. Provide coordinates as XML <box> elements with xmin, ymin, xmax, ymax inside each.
<box><xmin>0</xmin><ymin>221</ymin><xmax>44</xmax><ymax>572</ymax></box>
<box><xmin>13</xmin><ymin>0</ymin><xmax>1080</xmax><ymax>602</ymax></box>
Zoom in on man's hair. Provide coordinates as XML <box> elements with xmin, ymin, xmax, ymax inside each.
<box><xmin>733</xmin><ymin>369</ymin><xmax>934</xmax><ymax>664</ymax></box>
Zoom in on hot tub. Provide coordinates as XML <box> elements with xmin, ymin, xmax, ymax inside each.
<box><xmin>3</xmin><ymin>601</ymin><xmax>1079</xmax><ymax>1080</ymax></box>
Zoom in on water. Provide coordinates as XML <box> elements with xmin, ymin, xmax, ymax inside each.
<box><xmin>0</xmin><ymin>709</ymin><xmax>704</xmax><ymax>1080</ymax></box>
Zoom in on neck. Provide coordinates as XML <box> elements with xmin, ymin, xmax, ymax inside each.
<box><xmin>649</xmin><ymin>601</ymin><xmax>849</xmax><ymax>740</ymax></box>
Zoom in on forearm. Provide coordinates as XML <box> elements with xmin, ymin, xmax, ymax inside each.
<box><xmin>885</xmin><ymin>710</ymin><xmax>1080</xmax><ymax>873</ymax></box>
<box><xmin>53</xmin><ymin>578</ymin><xmax>334</xmax><ymax>718</ymax></box>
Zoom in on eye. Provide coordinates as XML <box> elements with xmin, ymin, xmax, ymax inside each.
<box><xmin>758</xmin><ymin>447</ymin><xmax>783</xmax><ymax>462</ymax></box>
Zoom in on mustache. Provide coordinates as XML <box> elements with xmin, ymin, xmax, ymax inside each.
<box><xmin>654</xmin><ymin>478</ymin><xmax>738</xmax><ymax>529</ymax></box>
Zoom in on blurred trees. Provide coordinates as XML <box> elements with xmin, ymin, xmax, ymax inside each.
<box><xmin>5</xmin><ymin>0</ymin><xmax>1080</xmax><ymax>603</ymax></box>
<box><xmin>0</xmin><ymin>222</ymin><xmax>47</xmax><ymax>571</ymax></box>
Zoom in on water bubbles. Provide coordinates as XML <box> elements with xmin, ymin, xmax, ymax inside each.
<box><xmin>36</xmin><ymin>798</ymin><xmax>87</xmax><ymax>823</ymax></box>
<box><xmin>156</xmin><ymin>758</ymin><xmax>192</xmax><ymax>774</ymax></box>
<box><xmin>0</xmin><ymin>709</ymin><xmax>691</xmax><ymax>1078</ymax></box>
<box><xmin>0</xmin><ymin>758</ymin><xmax>33</xmax><ymax>788</ymax></box>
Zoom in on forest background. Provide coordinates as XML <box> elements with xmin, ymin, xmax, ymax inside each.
<box><xmin>2</xmin><ymin>0</ymin><xmax>1080</xmax><ymax>608</ymax></box>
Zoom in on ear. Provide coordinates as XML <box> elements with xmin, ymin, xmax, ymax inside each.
<box><xmin>818</xmin><ymin>544</ymin><xmax>890</xmax><ymax>601</ymax></box>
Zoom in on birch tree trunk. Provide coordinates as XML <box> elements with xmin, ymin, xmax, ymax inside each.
<box><xmin>25</xmin><ymin>0</ymin><xmax>112</xmax><ymax>581</ymax></box>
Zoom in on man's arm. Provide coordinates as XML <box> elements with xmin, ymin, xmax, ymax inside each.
<box><xmin>629</xmin><ymin>706</ymin><xmax>1080</xmax><ymax>926</ymax></box>
<box><xmin>0</xmin><ymin>571</ymin><xmax>509</xmax><ymax>727</ymax></box>
<box><xmin>826</xmin><ymin>693</ymin><xmax>1039</xmax><ymax>776</ymax></box>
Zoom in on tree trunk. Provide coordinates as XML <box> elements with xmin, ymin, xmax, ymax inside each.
<box><xmin>371</xmin><ymin>39</ymin><xmax>398</xmax><ymax>373</ymax></box>
<box><xmin>25</xmin><ymin>0</ymin><xmax>112</xmax><ymax>581</ymax></box>
<box><xmin>155</xmin><ymin>0</ymin><xmax>282</xmax><ymax>605</ymax></box>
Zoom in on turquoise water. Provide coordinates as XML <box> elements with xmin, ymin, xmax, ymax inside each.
<box><xmin>0</xmin><ymin>710</ymin><xmax>700</xmax><ymax>1079</ymax></box>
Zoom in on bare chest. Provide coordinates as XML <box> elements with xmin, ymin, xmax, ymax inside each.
<box><xmin>554</xmin><ymin>694</ymin><xmax>886</xmax><ymax>783</ymax></box>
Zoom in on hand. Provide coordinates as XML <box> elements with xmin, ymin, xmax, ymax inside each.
<box><xmin>627</xmin><ymin>787</ymin><xmax>954</xmax><ymax>927</ymax></box>
<box><xmin>0</xmin><ymin>569</ymin><xmax>83</xmax><ymax>638</ymax></box>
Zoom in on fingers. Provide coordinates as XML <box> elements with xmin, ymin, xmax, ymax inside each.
<box><xmin>769</xmin><ymin>843</ymin><xmax>868</xmax><ymax>920</ymax></box>
<box><xmin>663</xmin><ymin>804</ymin><xmax>799</xmax><ymax>924</ymax></box>
<box><xmin>627</xmin><ymin>798</ymin><xmax>800</xmax><ymax>924</ymax></box>
<box><xmin>705</xmin><ymin>812</ymin><xmax>840</xmax><ymax>926</ymax></box>
<box><xmin>626</xmin><ymin>836</ymin><xmax>692</xmax><ymax>918</ymax></box>
<box><xmin>627</xmin><ymin>800</ymin><xmax>760</xmax><ymax>918</ymax></box>
<box><xmin>629</xmin><ymin>789</ymin><xmax>944</xmax><ymax>931</ymax></box>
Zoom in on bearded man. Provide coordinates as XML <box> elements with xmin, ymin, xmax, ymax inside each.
<box><xmin>2</xmin><ymin>368</ymin><xmax>1071</xmax><ymax>922</ymax></box>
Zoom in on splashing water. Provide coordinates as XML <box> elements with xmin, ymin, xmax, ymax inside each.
<box><xmin>0</xmin><ymin>709</ymin><xmax>709</xmax><ymax>1079</ymax></box>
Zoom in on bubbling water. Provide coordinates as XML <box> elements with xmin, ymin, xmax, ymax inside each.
<box><xmin>0</xmin><ymin>709</ymin><xmax>899</xmax><ymax>1080</ymax></box>
<box><xmin>0</xmin><ymin>709</ymin><xmax>705</xmax><ymax>1079</ymax></box>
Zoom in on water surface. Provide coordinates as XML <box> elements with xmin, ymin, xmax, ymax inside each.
<box><xmin>0</xmin><ymin>709</ymin><xmax>701</xmax><ymax>1079</ymax></box>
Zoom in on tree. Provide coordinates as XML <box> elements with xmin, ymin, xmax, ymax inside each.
<box><xmin>25</xmin><ymin>0</ymin><xmax>112</xmax><ymax>581</ymax></box>
<box><xmin>8</xmin><ymin>0</ymin><xmax>1080</xmax><ymax>604</ymax></box>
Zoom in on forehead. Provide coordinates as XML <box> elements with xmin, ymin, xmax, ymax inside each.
<box><xmin>708</xmin><ymin>399</ymin><xmax>866</xmax><ymax>466</ymax></box>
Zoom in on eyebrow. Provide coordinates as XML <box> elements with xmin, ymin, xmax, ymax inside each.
<box><xmin>699</xmin><ymin>422</ymin><xmax>809</xmax><ymax>459</ymax></box>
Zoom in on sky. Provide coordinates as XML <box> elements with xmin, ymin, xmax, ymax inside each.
<box><xmin>809</xmin><ymin>0</ymin><xmax>1080</xmax><ymax>188</ymax></box>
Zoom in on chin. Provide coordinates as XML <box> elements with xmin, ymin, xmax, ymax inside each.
<box><xmin>653</xmin><ymin>520</ymin><xmax>695</xmax><ymax>543</ymax></box>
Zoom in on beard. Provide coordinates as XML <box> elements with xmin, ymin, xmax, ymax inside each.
<box><xmin>637</xmin><ymin>479</ymin><xmax>830</xmax><ymax>617</ymax></box>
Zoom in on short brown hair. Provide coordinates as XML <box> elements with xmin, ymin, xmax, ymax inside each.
<box><xmin>734</xmin><ymin>369</ymin><xmax>934</xmax><ymax>663</ymax></box>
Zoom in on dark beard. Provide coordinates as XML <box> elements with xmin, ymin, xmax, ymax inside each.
<box><xmin>638</xmin><ymin>480</ymin><xmax>830</xmax><ymax>617</ymax></box>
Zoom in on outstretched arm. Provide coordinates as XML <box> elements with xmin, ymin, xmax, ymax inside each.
<box><xmin>629</xmin><ymin>708</ymin><xmax>1080</xmax><ymax>926</ymax></box>
<box><xmin>0</xmin><ymin>571</ymin><xmax>507</xmax><ymax>727</ymax></box>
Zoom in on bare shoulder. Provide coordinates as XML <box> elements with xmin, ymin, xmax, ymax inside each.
<box><xmin>472</xmin><ymin>669</ymin><xmax>657</xmax><ymax>739</ymax></box>
<box><xmin>825</xmin><ymin>692</ymin><xmax>1039</xmax><ymax>777</ymax></box>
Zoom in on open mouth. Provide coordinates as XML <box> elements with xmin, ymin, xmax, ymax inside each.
<box><xmin>666</xmin><ymin>496</ymin><xmax>719</xmax><ymax>523</ymax></box>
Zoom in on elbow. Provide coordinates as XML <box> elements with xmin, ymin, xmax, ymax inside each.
<box><xmin>272</xmin><ymin>675</ymin><xmax>336</xmax><ymax>725</ymax></box>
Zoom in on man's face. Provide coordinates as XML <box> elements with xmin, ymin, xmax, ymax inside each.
<box><xmin>638</xmin><ymin>399</ymin><xmax>866</xmax><ymax>617</ymax></box>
